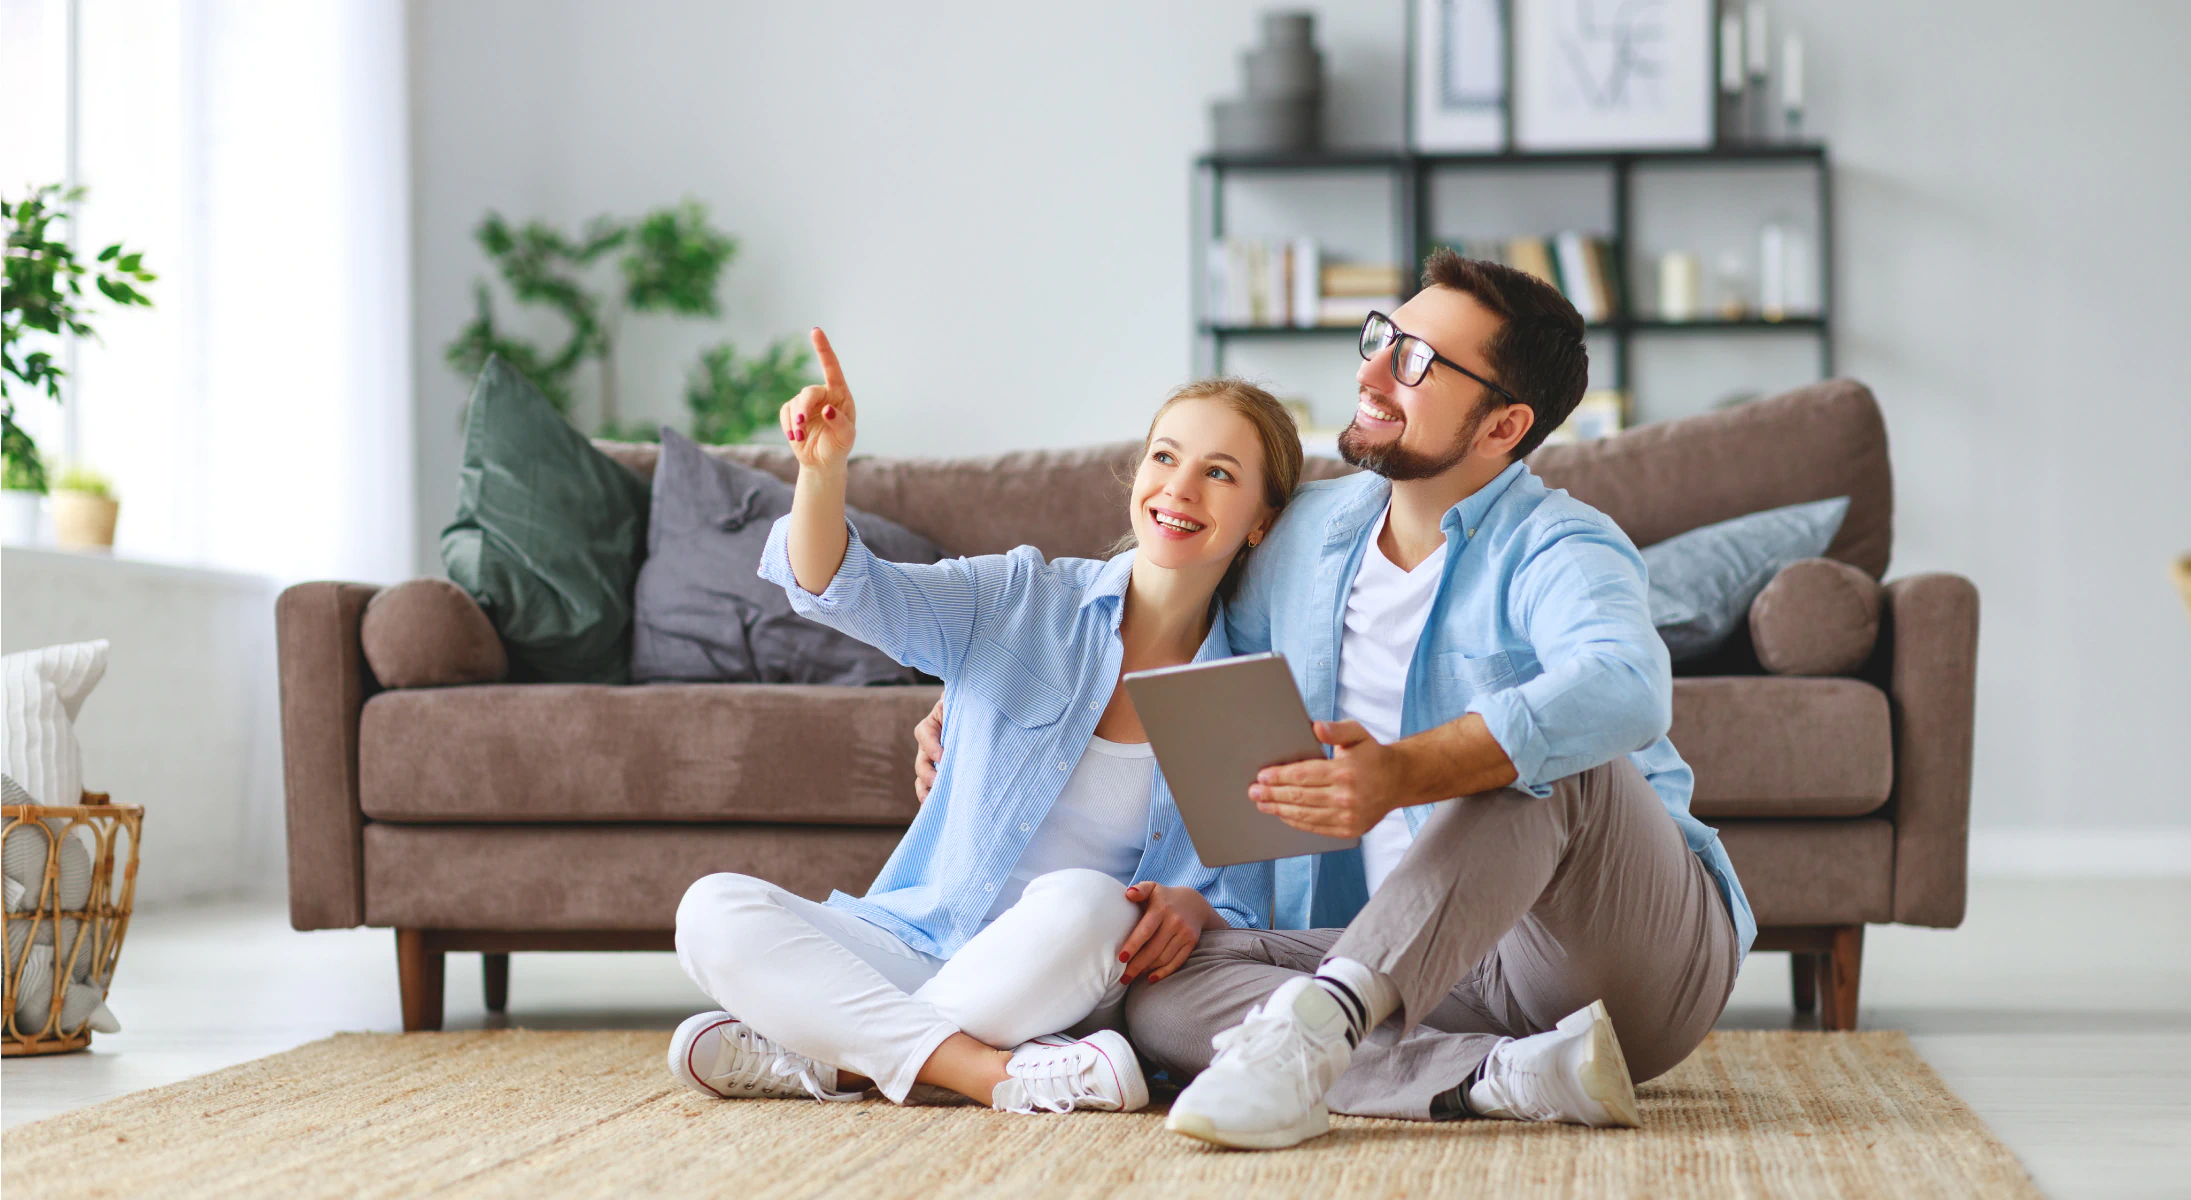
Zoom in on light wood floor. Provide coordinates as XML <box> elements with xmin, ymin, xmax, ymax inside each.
<box><xmin>6</xmin><ymin>879</ymin><xmax>2187</xmax><ymax>1199</ymax></box>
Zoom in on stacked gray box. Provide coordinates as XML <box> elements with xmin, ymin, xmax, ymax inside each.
<box><xmin>1211</xmin><ymin>12</ymin><xmax>1325</xmax><ymax>154</ymax></box>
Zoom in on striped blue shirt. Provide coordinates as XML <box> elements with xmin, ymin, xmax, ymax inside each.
<box><xmin>759</xmin><ymin>517</ymin><xmax>1275</xmax><ymax>958</ymax></box>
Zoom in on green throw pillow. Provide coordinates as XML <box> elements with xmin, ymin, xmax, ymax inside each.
<box><xmin>440</xmin><ymin>356</ymin><xmax>650</xmax><ymax>684</ymax></box>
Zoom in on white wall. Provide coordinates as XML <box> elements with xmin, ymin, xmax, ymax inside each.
<box><xmin>2</xmin><ymin>549</ymin><xmax>286</xmax><ymax>907</ymax></box>
<box><xmin>407</xmin><ymin>1</ymin><xmax>2191</xmax><ymax>841</ymax></box>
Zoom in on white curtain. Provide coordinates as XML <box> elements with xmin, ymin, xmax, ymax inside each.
<box><xmin>21</xmin><ymin>0</ymin><xmax>413</xmax><ymax>586</ymax></box>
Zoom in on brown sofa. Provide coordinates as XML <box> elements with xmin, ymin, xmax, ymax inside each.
<box><xmin>277</xmin><ymin>378</ymin><xmax>1977</xmax><ymax>1032</ymax></box>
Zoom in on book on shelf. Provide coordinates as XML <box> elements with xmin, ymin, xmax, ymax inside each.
<box><xmin>1538</xmin><ymin>389</ymin><xmax>1627</xmax><ymax>446</ymax></box>
<box><xmin>1452</xmin><ymin>235</ymin><xmax>1622</xmax><ymax>324</ymax></box>
<box><xmin>1316</xmin><ymin>294</ymin><xmax>1397</xmax><ymax>326</ymax></box>
<box><xmin>1321</xmin><ymin>262</ymin><xmax>1407</xmax><ymax>297</ymax></box>
<box><xmin>1206</xmin><ymin>237</ymin><xmax>1321</xmax><ymax>328</ymax></box>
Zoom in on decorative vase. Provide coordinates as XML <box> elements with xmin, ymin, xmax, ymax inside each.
<box><xmin>1210</xmin><ymin>10</ymin><xmax>1326</xmax><ymax>154</ymax></box>
<box><xmin>0</xmin><ymin>489</ymin><xmax>40</xmax><ymax>546</ymax></box>
<box><xmin>51</xmin><ymin>491</ymin><xmax>117</xmax><ymax>550</ymax></box>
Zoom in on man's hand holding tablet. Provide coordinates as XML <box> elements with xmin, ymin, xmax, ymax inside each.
<box><xmin>1121</xmin><ymin>653</ymin><xmax>1360</xmax><ymax>868</ymax></box>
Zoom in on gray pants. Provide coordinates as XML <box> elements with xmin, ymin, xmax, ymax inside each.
<box><xmin>1125</xmin><ymin>757</ymin><xmax>1741</xmax><ymax>1120</ymax></box>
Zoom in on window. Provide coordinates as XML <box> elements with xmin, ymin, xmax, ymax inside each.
<box><xmin>1</xmin><ymin>0</ymin><xmax>413</xmax><ymax>583</ymax></box>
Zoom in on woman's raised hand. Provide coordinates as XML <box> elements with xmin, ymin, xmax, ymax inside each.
<box><xmin>781</xmin><ymin>327</ymin><xmax>858</xmax><ymax>471</ymax></box>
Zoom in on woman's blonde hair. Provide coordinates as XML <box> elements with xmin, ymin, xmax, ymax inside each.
<box><xmin>1114</xmin><ymin>377</ymin><xmax>1303</xmax><ymax>600</ymax></box>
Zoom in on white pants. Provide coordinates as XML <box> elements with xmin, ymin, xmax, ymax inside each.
<box><xmin>673</xmin><ymin>868</ymin><xmax>1141</xmax><ymax>1102</ymax></box>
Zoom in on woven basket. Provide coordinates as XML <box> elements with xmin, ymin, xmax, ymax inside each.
<box><xmin>2</xmin><ymin>792</ymin><xmax>142</xmax><ymax>1056</ymax></box>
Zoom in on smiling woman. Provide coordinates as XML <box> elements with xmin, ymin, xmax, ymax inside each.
<box><xmin>663</xmin><ymin>335</ymin><xmax>1307</xmax><ymax>1118</ymax></box>
<box><xmin>1113</xmin><ymin>377</ymin><xmax>1303</xmax><ymax>602</ymax></box>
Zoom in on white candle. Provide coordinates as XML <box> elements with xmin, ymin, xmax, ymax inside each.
<box><xmin>1783</xmin><ymin>34</ymin><xmax>1804</xmax><ymax>109</ymax></box>
<box><xmin>1658</xmin><ymin>253</ymin><xmax>1701</xmax><ymax>322</ymax></box>
<box><xmin>1720</xmin><ymin>15</ymin><xmax>1743</xmax><ymax>92</ymax></box>
<box><xmin>1746</xmin><ymin>1</ymin><xmax>1768</xmax><ymax>76</ymax></box>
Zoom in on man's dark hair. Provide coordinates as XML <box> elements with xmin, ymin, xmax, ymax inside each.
<box><xmin>1419</xmin><ymin>248</ymin><xmax>1590</xmax><ymax>461</ymax></box>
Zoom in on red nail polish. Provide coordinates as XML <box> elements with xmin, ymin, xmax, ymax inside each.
<box><xmin>1119</xmin><ymin>952</ymin><xmax>1128</xmax><ymax>962</ymax></box>
<box><xmin>824</xmin><ymin>406</ymin><xmax>837</xmax><ymax>420</ymax></box>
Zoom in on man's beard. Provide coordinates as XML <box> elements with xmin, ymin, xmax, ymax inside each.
<box><xmin>1337</xmin><ymin>391</ymin><xmax>1493</xmax><ymax>482</ymax></box>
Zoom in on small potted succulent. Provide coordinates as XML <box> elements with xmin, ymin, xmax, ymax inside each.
<box><xmin>2</xmin><ymin>184</ymin><xmax>155</xmax><ymax>546</ymax></box>
<box><xmin>51</xmin><ymin>463</ymin><xmax>117</xmax><ymax>550</ymax></box>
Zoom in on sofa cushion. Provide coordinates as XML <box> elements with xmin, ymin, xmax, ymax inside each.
<box><xmin>597</xmin><ymin>439</ymin><xmax>1145</xmax><ymax>562</ymax></box>
<box><xmin>443</xmin><ymin>357</ymin><xmax>651</xmax><ymax>684</ymax></box>
<box><xmin>361</xmin><ymin>579</ymin><xmax>508</xmax><ymax>689</ymax></box>
<box><xmin>362</xmin><ymin>823</ymin><xmax>903</xmax><ymax>930</ymax></box>
<box><xmin>597</xmin><ymin>379</ymin><xmax>1892</xmax><ymax>578</ymax></box>
<box><xmin>358</xmin><ymin>683</ymin><xmax>941</xmax><ymax>824</ymax></box>
<box><xmin>1715</xmin><ymin>818</ymin><xmax>1895</xmax><ymax>926</ymax></box>
<box><xmin>1749</xmin><ymin>558</ymin><xmax>1883</xmax><ymax>677</ymax></box>
<box><xmin>1528</xmin><ymin>379</ymin><xmax>1893</xmax><ymax>578</ymax></box>
<box><xmin>1642</xmin><ymin>497</ymin><xmax>1849</xmax><ymax>662</ymax></box>
<box><xmin>631</xmin><ymin>427</ymin><xmax>943</xmax><ymax>686</ymax></box>
<box><xmin>1670</xmin><ymin>677</ymin><xmax>1893</xmax><ymax>818</ymax></box>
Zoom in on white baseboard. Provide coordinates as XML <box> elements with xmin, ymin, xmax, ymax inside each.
<box><xmin>1970</xmin><ymin>829</ymin><xmax>2191</xmax><ymax>878</ymax></box>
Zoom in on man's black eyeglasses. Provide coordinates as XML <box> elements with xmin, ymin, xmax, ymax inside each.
<box><xmin>1359</xmin><ymin>311</ymin><xmax>1519</xmax><ymax>404</ymax></box>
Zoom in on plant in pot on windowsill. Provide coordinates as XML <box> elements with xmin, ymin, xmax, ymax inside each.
<box><xmin>51</xmin><ymin>463</ymin><xmax>118</xmax><ymax>551</ymax></box>
<box><xmin>2</xmin><ymin>184</ymin><xmax>156</xmax><ymax>546</ymax></box>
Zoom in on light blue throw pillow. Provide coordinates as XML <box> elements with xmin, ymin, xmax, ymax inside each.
<box><xmin>1641</xmin><ymin>497</ymin><xmax>1850</xmax><ymax>662</ymax></box>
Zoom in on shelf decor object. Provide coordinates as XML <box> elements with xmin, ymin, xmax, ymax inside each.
<box><xmin>2</xmin><ymin>790</ymin><xmax>140</xmax><ymax>1055</ymax></box>
<box><xmin>1408</xmin><ymin>0</ymin><xmax>1508</xmax><ymax>152</ymax></box>
<box><xmin>1513</xmin><ymin>0</ymin><xmax>1715</xmax><ymax>150</ymax></box>
<box><xmin>1780</xmin><ymin>33</ymin><xmax>1805</xmax><ymax>137</ymax></box>
<box><xmin>1210</xmin><ymin>12</ymin><xmax>1326</xmax><ymax>154</ymax></box>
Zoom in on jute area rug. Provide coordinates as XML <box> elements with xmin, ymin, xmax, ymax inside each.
<box><xmin>4</xmin><ymin>1029</ymin><xmax>2037</xmax><ymax>1199</ymax></box>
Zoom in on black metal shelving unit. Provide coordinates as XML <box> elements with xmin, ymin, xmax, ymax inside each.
<box><xmin>1192</xmin><ymin>144</ymin><xmax>1834</xmax><ymax>406</ymax></box>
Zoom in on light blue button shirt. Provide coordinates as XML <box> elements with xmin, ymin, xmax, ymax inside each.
<box><xmin>759</xmin><ymin>518</ymin><xmax>1275</xmax><ymax>959</ymax></box>
<box><xmin>1228</xmin><ymin>462</ymin><xmax>1755</xmax><ymax>959</ymax></box>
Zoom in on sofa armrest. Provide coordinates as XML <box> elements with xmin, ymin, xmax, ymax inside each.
<box><xmin>1877</xmin><ymin>573</ymin><xmax>1980</xmax><ymax>927</ymax></box>
<box><xmin>277</xmin><ymin>581</ymin><xmax>384</xmax><ymax>930</ymax></box>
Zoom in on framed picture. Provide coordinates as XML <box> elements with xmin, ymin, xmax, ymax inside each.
<box><xmin>1407</xmin><ymin>0</ymin><xmax>1509</xmax><ymax>152</ymax></box>
<box><xmin>1512</xmin><ymin>0</ymin><xmax>1715</xmax><ymax>150</ymax></box>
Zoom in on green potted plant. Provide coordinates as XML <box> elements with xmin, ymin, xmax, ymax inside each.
<box><xmin>445</xmin><ymin>199</ymin><xmax>813</xmax><ymax>443</ymax></box>
<box><xmin>51</xmin><ymin>462</ymin><xmax>117</xmax><ymax>550</ymax></box>
<box><xmin>2</xmin><ymin>184</ymin><xmax>155</xmax><ymax>545</ymax></box>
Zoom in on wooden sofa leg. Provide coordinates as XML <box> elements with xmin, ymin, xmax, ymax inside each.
<box><xmin>1819</xmin><ymin>925</ymin><xmax>1864</xmax><ymax>1031</ymax></box>
<box><xmin>483</xmin><ymin>952</ymin><xmax>510</xmax><ymax>1013</ymax></box>
<box><xmin>397</xmin><ymin>929</ymin><xmax>446</xmax><ymax>1032</ymax></box>
<box><xmin>1791</xmin><ymin>953</ymin><xmax>1818</xmax><ymax>1015</ymax></box>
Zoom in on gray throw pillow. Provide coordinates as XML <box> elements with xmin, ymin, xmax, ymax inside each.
<box><xmin>631</xmin><ymin>427</ymin><xmax>945</xmax><ymax>685</ymax></box>
<box><xmin>1642</xmin><ymin>497</ymin><xmax>1850</xmax><ymax>663</ymax></box>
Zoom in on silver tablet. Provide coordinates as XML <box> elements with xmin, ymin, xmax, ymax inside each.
<box><xmin>1123</xmin><ymin>652</ymin><xmax>1360</xmax><ymax>868</ymax></box>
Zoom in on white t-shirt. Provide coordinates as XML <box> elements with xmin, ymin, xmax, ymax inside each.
<box><xmin>1337</xmin><ymin>505</ymin><xmax>1446</xmax><ymax>896</ymax></box>
<box><xmin>984</xmin><ymin>735</ymin><xmax>1153</xmax><ymax>921</ymax></box>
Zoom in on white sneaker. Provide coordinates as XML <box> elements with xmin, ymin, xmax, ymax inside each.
<box><xmin>1166</xmin><ymin>976</ymin><xmax>1355</xmax><ymax>1150</ymax></box>
<box><xmin>1467</xmin><ymin>999</ymin><xmax>1642</xmax><ymax>1128</ymax></box>
<box><xmin>667</xmin><ymin>1011</ymin><xmax>865</xmax><ymax>1102</ymax></box>
<box><xmin>990</xmin><ymin>1030</ymin><xmax>1149</xmax><ymax>1114</ymax></box>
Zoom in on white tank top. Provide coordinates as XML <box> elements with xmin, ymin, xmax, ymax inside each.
<box><xmin>983</xmin><ymin>735</ymin><xmax>1154</xmax><ymax>921</ymax></box>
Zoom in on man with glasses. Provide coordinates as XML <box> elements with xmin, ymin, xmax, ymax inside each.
<box><xmin>913</xmin><ymin>250</ymin><xmax>1752</xmax><ymax>1147</ymax></box>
